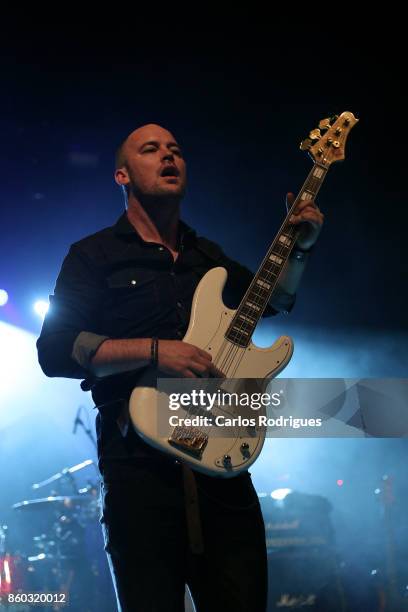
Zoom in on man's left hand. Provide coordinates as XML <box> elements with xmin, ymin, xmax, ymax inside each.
<box><xmin>286</xmin><ymin>192</ymin><xmax>324</xmax><ymax>251</ymax></box>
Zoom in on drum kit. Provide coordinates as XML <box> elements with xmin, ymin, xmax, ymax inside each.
<box><xmin>0</xmin><ymin>459</ymin><xmax>114</xmax><ymax>611</ymax></box>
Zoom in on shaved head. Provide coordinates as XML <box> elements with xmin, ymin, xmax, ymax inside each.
<box><xmin>114</xmin><ymin>123</ymin><xmax>186</xmax><ymax>204</ymax></box>
<box><xmin>115</xmin><ymin>123</ymin><xmax>176</xmax><ymax>169</ymax></box>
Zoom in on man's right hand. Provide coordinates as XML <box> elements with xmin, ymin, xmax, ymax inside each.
<box><xmin>158</xmin><ymin>340</ymin><xmax>224</xmax><ymax>378</ymax></box>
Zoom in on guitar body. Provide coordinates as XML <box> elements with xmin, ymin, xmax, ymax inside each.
<box><xmin>185</xmin><ymin>267</ymin><xmax>293</xmax><ymax>379</ymax></box>
<box><xmin>129</xmin><ymin>267</ymin><xmax>294</xmax><ymax>477</ymax></box>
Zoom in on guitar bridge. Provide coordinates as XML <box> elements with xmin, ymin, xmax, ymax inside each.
<box><xmin>168</xmin><ymin>426</ymin><xmax>208</xmax><ymax>459</ymax></box>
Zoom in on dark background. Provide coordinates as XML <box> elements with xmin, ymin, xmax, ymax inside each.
<box><xmin>0</xmin><ymin>21</ymin><xmax>405</xmax><ymax>335</ymax></box>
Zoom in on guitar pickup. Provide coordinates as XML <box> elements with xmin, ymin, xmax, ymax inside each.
<box><xmin>168</xmin><ymin>426</ymin><xmax>208</xmax><ymax>459</ymax></box>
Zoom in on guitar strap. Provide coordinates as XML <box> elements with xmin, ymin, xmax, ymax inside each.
<box><xmin>182</xmin><ymin>463</ymin><xmax>204</xmax><ymax>555</ymax></box>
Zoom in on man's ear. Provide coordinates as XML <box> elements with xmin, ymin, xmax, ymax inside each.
<box><xmin>114</xmin><ymin>167</ymin><xmax>130</xmax><ymax>187</ymax></box>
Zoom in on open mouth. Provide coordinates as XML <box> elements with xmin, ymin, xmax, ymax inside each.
<box><xmin>160</xmin><ymin>165</ymin><xmax>180</xmax><ymax>178</ymax></box>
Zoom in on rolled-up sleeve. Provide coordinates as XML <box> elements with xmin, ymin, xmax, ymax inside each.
<box><xmin>36</xmin><ymin>244</ymin><xmax>109</xmax><ymax>379</ymax></box>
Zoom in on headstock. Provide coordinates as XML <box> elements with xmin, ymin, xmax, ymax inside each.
<box><xmin>300</xmin><ymin>111</ymin><xmax>358</xmax><ymax>166</ymax></box>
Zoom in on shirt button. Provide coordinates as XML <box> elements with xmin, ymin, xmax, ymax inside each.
<box><xmin>170</xmin><ymin>271</ymin><xmax>175</xmax><ymax>276</ymax></box>
<box><xmin>177</xmin><ymin>301</ymin><xmax>183</xmax><ymax>308</ymax></box>
<box><xmin>131</xmin><ymin>280</ymin><xmax>137</xmax><ymax>285</ymax></box>
<box><xmin>176</xmin><ymin>330</ymin><xmax>183</xmax><ymax>338</ymax></box>
<box><xmin>158</xmin><ymin>246</ymin><xmax>164</xmax><ymax>251</ymax></box>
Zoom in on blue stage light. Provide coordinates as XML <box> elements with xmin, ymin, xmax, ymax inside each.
<box><xmin>33</xmin><ymin>300</ymin><xmax>49</xmax><ymax>318</ymax></box>
<box><xmin>0</xmin><ymin>290</ymin><xmax>8</xmax><ymax>306</ymax></box>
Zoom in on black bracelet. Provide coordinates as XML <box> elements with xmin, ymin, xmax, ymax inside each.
<box><xmin>150</xmin><ymin>337</ymin><xmax>159</xmax><ymax>368</ymax></box>
<box><xmin>290</xmin><ymin>245</ymin><xmax>313</xmax><ymax>262</ymax></box>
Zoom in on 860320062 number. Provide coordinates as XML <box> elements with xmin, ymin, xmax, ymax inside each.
<box><xmin>3</xmin><ymin>592</ymin><xmax>68</xmax><ymax>605</ymax></box>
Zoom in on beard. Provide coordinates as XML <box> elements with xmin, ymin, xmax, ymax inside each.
<box><xmin>127</xmin><ymin>173</ymin><xmax>186</xmax><ymax>205</ymax></box>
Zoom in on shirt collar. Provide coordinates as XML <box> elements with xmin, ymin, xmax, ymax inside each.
<box><xmin>113</xmin><ymin>212</ymin><xmax>196</xmax><ymax>248</ymax></box>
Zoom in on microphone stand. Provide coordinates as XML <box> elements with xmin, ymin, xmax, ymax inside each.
<box><xmin>72</xmin><ymin>406</ymin><xmax>97</xmax><ymax>451</ymax></box>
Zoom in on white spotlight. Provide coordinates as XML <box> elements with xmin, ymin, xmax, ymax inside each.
<box><xmin>0</xmin><ymin>289</ymin><xmax>8</xmax><ymax>306</ymax></box>
<box><xmin>34</xmin><ymin>300</ymin><xmax>49</xmax><ymax>318</ymax></box>
<box><xmin>271</xmin><ymin>488</ymin><xmax>292</xmax><ymax>501</ymax></box>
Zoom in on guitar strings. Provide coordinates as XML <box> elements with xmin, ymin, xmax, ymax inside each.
<box><xmin>214</xmin><ymin>219</ymin><xmax>299</xmax><ymax>376</ymax></box>
<box><xmin>183</xmin><ymin>207</ymin><xmax>300</xmax><ymax>436</ymax></box>
<box><xmin>184</xmin><ymin>164</ymin><xmax>327</xmax><ymax>440</ymax></box>
<box><xmin>214</xmin><ymin>165</ymin><xmax>326</xmax><ymax>378</ymax></box>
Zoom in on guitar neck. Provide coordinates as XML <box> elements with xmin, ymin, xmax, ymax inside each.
<box><xmin>226</xmin><ymin>162</ymin><xmax>329</xmax><ymax>347</ymax></box>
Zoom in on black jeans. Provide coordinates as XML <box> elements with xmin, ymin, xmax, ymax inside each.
<box><xmin>100</xmin><ymin>461</ymin><xmax>267</xmax><ymax>612</ymax></box>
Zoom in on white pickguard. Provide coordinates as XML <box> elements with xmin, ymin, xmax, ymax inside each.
<box><xmin>129</xmin><ymin>267</ymin><xmax>293</xmax><ymax>477</ymax></box>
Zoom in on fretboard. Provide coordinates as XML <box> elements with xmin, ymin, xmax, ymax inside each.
<box><xmin>226</xmin><ymin>162</ymin><xmax>328</xmax><ymax>347</ymax></box>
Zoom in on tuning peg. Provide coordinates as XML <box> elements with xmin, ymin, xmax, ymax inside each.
<box><xmin>318</xmin><ymin>118</ymin><xmax>331</xmax><ymax>130</ymax></box>
<box><xmin>300</xmin><ymin>138</ymin><xmax>312</xmax><ymax>151</ymax></box>
<box><xmin>319</xmin><ymin>115</ymin><xmax>339</xmax><ymax>130</ymax></box>
<box><xmin>309</xmin><ymin>129</ymin><xmax>321</xmax><ymax>140</ymax></box>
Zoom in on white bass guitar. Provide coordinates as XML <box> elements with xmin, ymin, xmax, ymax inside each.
<box><xmin>130</xmin><ymin>112</ymin><xmax>358</xmax><ymax>476</ymax></box>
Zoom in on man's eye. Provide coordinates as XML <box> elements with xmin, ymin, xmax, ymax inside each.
<box><xmin>171</xmin><ymin>148</ymin><xmax>182</xmax><ymax>156</ymax></box>
<box><xmin>143</xmin><ymin>147</ymin><xmax>157</xmax><ymax>153</ymax></box>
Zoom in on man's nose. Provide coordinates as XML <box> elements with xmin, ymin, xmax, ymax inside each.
<box><xmin>161</xmin><ymin>149</ymin><xmax>175</xmax><ymax>162</ymax></box>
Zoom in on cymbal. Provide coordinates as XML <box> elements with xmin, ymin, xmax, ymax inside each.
<box><xmin>12</xmin><ymin>495</ymin><xmax>93</xmax><ymax>510</ymax></box>
<box><xmin>32</xmin><ymin>459</ymin><xmax>95</xmax><ymax>490</ymax></box>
